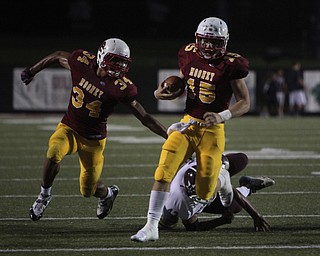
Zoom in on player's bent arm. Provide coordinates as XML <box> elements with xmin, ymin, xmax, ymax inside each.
<box><xmin>233</xmin><ymin>187</ymin><xmax>271</xmax><ymax>232</ymax></box>
<box><xmin>127</xmin><ymin>100</ymin><xmax>168</xmax><ymax>139</ymax></box>
<box><xmin>204</xmin><ymin>78</ymin><xmax>250</xmax><ymax>125</ymax></box>
<box><xmin>29</xmin><ymin>51</ymin><xmax>71</xmax><ymax>75</ymax></box>
<box><xmin>229</xmin><ymin>78</ymin><xmax>250</xmax><ymax>117</ymax></box>
<box><xmin>21</xmin><ymin>51</ymin><xmax>71</xmax><ymax>85</ymax></box>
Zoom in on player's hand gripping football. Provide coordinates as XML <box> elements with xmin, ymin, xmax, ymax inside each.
<box><xmin>203</xmin><ymin>112</ymin><xmax>224</xmax><ymax>126</ymax></box>
<box><xmin>154</xmin><ymin>84</ymin><xmax>182</xmax><ymax>100</ymax></box>
<box><xmin>253</xmin><ymin>215</ymin><xmax>271</xmax><ymax>232</ymax></box>
<box><xmin>154</xmin><ymin>76</ymin><xmax>185</xmax><ymax>100</ymax></box>
<box><xmin>21</xmin><ymin>67</ymin><xmax>34</xmax><ymax>85</ymax></box>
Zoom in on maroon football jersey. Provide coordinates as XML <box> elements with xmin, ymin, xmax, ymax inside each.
<box><xmin>61</xmin><ymin>49</ymin><xmax>137</xmax><ymax>139</ymax></box>
<box><xmin>178</xmin><ymin>43</ymin><xmax>249</xmax><ymax>119</ymax></box>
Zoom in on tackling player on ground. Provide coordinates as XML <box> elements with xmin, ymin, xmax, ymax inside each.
<box><xmin>131</xmin><ymin>17</ymin><xmax>250</xmax><ymax>242</ymax></box>
<box><xmin>159</xmin><ymin>153</ymin><xmax>275</xmax><ymax>232</ymax></box>
<box><xmin>21</xmin><ymin>38</ymin><xmax>167</xmax><ymax>221</ymax></box>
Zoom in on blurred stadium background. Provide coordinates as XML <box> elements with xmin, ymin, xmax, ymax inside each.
<box><xmin>2</xmin><ymin>0</ymin><xmax>320</xmax><ymax>115</ymax></box>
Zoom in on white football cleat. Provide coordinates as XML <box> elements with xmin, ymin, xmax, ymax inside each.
<box><xmin>218</xmin><ymin>168</ymin><xmax>234</xmax><ymax>207</ymax></box>
<box><xmin>97</xmin><ymin>185</ymin><xmax>119</xmax><ymax>219</ymax></box>
<box><xmin>29</xmin><ymin>193</ymin><xmax>52</xmax><ymax>221</ymax></box>
<box><xmin>131</xmin><ymin>225</ymin><xmax>159</xmax><ymax>242</ymax></box>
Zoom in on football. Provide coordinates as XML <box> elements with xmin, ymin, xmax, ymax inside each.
<box><xmin>161</xmin><ymin>76</ymin><xmax>185</xmax><ymax>97</ymax></box>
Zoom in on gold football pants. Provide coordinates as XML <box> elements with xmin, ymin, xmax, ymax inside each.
<box><xmin>46</xmin><ymin>123</ymin><xmax>106</xmax><ymax>197</ymax></box>
<box><xmin>155</xmin><ymin>115</ymin><xmax>225</xmax><ymax>200</ymax></box>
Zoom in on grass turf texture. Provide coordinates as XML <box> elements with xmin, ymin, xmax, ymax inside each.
<box><xmin>0</xmin><ymin>114</ymin><xmax>319</xmax><ymax>256</ymax></box>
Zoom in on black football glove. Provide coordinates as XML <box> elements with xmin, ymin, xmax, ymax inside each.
<box><xmin>21</xmin><ymin>68</ymin><xmax>34</xmax><ymax>85</ymax></box>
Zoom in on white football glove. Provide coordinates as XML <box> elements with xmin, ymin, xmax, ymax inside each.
<box><xmin>167</xmin><ymin>122</ymin><xmax>187</xmax><ymax>135</ymax></box>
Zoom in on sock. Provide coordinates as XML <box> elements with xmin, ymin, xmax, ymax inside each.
<box><xmin>236</xmin><ymin>186</ymin><xmax>250</xmax><ymax>197</ymax></box>
<box><xmin>146</xmin><ymin>190</ymin><xmax>169</xmax><ymax>227</ymax></box>
<box><xmin>40</xmin><ymin>186</ymin><xmax>52</xmax><ymax>197</ymax></box>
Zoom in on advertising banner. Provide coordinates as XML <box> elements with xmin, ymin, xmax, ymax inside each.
<box><xmin>13</xmin><ymin>68</ymin><xmax>71</xmax><ymax>111</ymax></box>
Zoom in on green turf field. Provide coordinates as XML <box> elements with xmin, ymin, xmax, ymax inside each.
<box><xmin>0</xmin><ymin>114</ymin><xmax>319</xmax><ymax>256</ymax></box>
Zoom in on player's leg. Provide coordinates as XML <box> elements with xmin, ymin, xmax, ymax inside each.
<box><xmin>159</xmin><ymin>206</ymin><xmax>179</xmax><ymax>229</ymax></box>
<box><xmin>225</xmin><ymin>153</ymin><xmax>248</xmax><ymax>177</ymax></box>
<box><xmin>77</xmin><ymin>137</ymin><xmax>118</xmax><ymax>219</ymax></box>
<box><xmin>131</xmin><ymin>132</ymin><xmax>192</xmax><ymax>242</ymax></box>
<box><xmin>195</xmin><ymin>125</ymin><xmax>226</xmax><ymax>201</ymax></box>
<box><xmin>29</xmin><ymin>123</ymin><xmax>77</xmax><ymax>221</ymax></box>
<box><xmin>78</xmin><ymin>137</ymin><xmax>119</xmax><ymax>219</ymax></box>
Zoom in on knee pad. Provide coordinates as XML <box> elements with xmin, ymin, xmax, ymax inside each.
<box><xmin>155</xmin><ymin>133</ymin><xmax>189</xmax><ymax>182</ymax></box>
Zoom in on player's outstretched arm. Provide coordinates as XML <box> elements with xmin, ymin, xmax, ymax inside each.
<box><xmin>127</xmin><ymin>100</ymin><xmax>168</xmax><ymax>139</ymax></box>
<box><xmin>182</xmin><ymin>211</ymin><xmax>234</xmax><ymax>231</ymax></box>
<box><xmin>233</xmin><ymin>187</ymin><xmax>271</xmax><ymax>232</ymax></box>
<box><xmin>21</xmin><ymin>51</ymin><xmax>71</xmax><ymax>85</ymax></box>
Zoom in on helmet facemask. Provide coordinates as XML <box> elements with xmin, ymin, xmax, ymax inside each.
<box><xmin>100</xmin><ymin>53</ymin><xmax>131</xmax><ymax>78</ymax></box>
<box><xmin>195</xmin><ymin>34</ymin><xmax>228</xmax><ymax>60</ymax></box>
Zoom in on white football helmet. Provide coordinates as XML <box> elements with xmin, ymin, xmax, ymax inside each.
<box><xmin>97</xmin><ymin>38</ymin><xmax>132</xmax><ymax>78</ymax></box>
<box><xmin>195</xmin><ymin>17</ymin><xmax>229</xmax><ymax>60</ymax></box>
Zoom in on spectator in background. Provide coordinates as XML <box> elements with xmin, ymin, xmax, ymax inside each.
<box><xmin>263</xmin><ymin>69</ymin><xmax>286</xmax><ymax>117</ymax></box>
<box><xmin>286</xmin><ymin>62</ymin><xmax>307</xmax><ymax>116</ymax></box>
<box><xmin>275</xmin><ymin>69</ymin><xmax>286</xmax><ymax>117</ymax></box>
<box><xmin>263</xmin><ymin>71</ymin><xmax>279</xmax><ymax>116</ymax></box>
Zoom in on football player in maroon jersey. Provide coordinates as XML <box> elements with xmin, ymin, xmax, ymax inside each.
<box><xmin>21</xmin><ymin>38</ymin><xmax>167</xmax><ymax>221</ymax></box>
<box><xmin>131</xmin><ymin>17</ymin><xmax>250</xmax><ymax>242</ymax></box>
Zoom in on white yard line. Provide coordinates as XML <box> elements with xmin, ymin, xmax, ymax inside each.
<box><xmin>0</xmin><ymin>245</ymin><xmax>319</xmax><ymax>253</ymax></box>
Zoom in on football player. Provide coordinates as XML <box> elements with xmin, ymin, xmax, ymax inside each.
<box><xmin>159</xmin><ymin>153</ymin><xmax>275</xmax><ymax>232</ymax></box>
<box><xmin>21</xmin><ymin>38</ymin><xmax>168</xmax><ymax>221</ymax></box>
<box><xmin>131</xmin><ymin>17</ymin><xmax>250</xmax><ymax>242</ymax></box>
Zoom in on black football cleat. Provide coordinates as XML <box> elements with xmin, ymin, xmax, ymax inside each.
<box><xmin>239</xmin><ymin>176</ymin><xmax>275</xmax><ymax>193</ymax></box>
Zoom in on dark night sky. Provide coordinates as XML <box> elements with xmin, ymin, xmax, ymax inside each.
<box><xmin>1</xmin><ymin>0</ymin><xmax>318</xmax><ymax>40</ymax></box>
<box><xmin>2</xmin><ymin>0</ymin><xmax>320</xmax><ymax>59</ymax></box>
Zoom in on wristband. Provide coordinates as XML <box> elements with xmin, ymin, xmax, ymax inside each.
<box><xmin>218</xmin><ymin>110</ymin><xmax>232</xmax><ymax>121</ymax></box>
